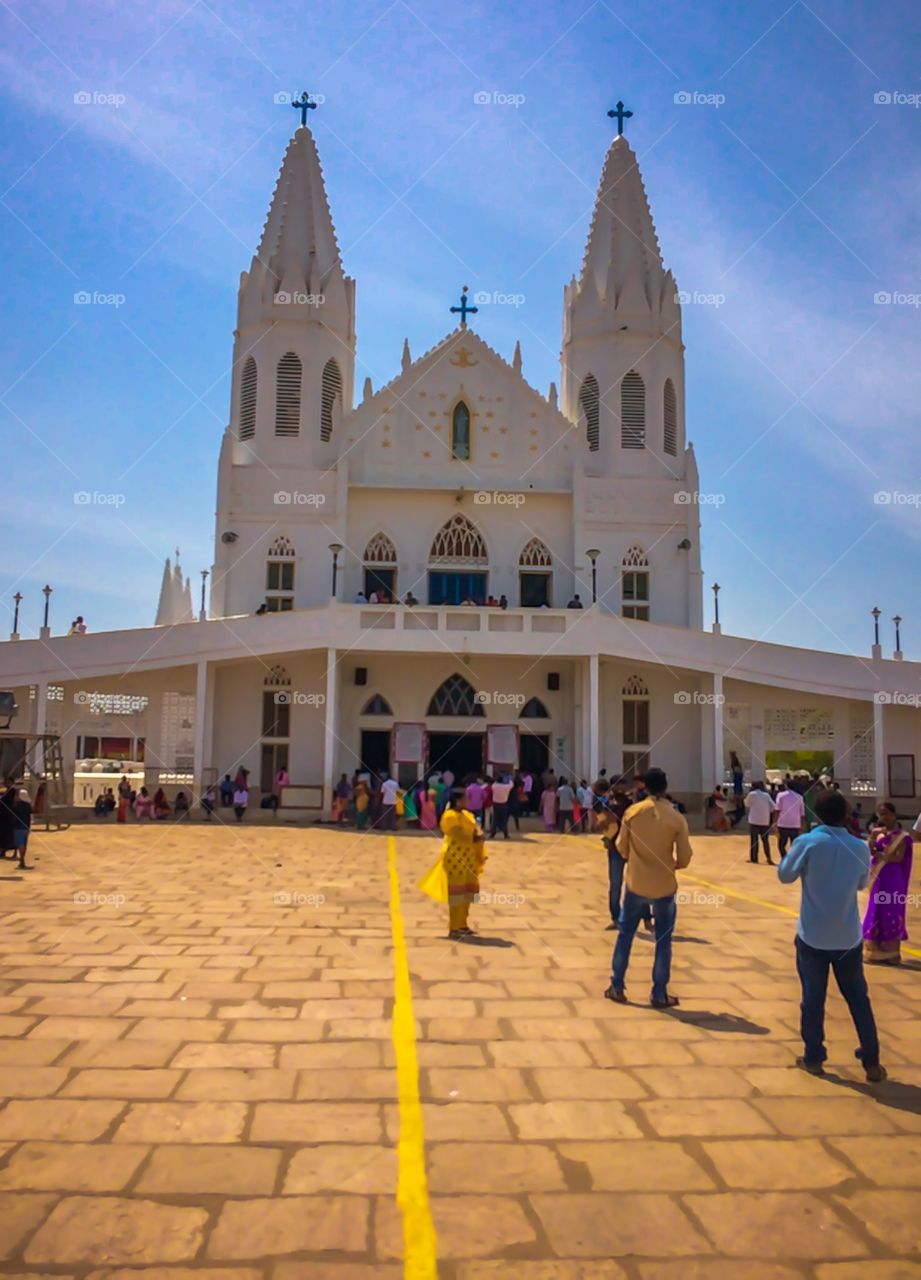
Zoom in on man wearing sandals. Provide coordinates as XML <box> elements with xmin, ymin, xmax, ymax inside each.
<box><xmin>605</xmin><ymin>767</ymin><xmax>693</xmax><ymax>1009</ymax></box>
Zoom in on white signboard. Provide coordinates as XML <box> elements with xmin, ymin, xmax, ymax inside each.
<box><xmin>487</xmin><ymin>724</ymin><xmax>518</xmax><ymax>767</ymax></box>
<box><xmin>393</xmin><ymin>722</ymin><xmax>426</xmax><ymax>763</ymax></box>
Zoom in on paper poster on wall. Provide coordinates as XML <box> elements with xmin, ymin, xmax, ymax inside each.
<box><xmin>487</xmin><ymin>724</ymin><xmax>518</xmax><ymax>767</ymax></box>
<box><xmin>393</xmin><ymin>722</ymin><xmax>426</xmax><ymax>763</ymax></box>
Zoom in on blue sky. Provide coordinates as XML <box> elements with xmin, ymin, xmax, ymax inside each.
<box><xmin>1</xmin><ymin>0</ymin><xmax>919</xmax><ymax>657</ymax></box>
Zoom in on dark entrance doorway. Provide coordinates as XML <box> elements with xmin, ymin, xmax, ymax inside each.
<box><xmin>519</xmin><ymin>571</ymin><xmax>550</xmax><ymax>607</ymax></box>
<box><xmin>360</xmin><ymin>730</ymin><xmax>391</xmax><ymax>776</ymax></box>
<box><xmin>519</xmin><ymin>732</ymin><xmax>550</xmax><ymax>775</ymax></box>
<box><xmin>428</xmin><ymin>732</ymin><xmax>484</xmax><ymax>781</ymax></box>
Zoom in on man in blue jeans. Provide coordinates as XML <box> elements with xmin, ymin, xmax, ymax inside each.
<box><xmin>604</xmin><ymin>767</ymin><xmax>693</xmax><ymax>1008</ymax></box>
<box><xmin>778</xmin><ymin>789</ymin><xmax>886</xmax><ymax>1081</ymax></box>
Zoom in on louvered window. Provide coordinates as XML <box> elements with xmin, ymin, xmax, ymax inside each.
<box><xmin>621</xmin><ymin>371</ymin><xmax>645</xmax><ymax>449</ymax></box>
<box><xmin>275</xmin><ymin>352</ymin><xmax>302</xmax><ymax>437</ymax></box>
<box><xmin>663</xmin><ymin>378</ymin><xmax>677</xmax><ymax>456</ymax></box>
<box><xmin>239</xmin><ymin>357</ymin><xmax>257</xmax><ymax>441</ymax></box>
<box><xmin>579</xmin><ymin>374</ymin><xmax>600</xmax><ymax>452</ymax></box>
<box><xmin>320</xmin><ymin>358</ymin><xmax>341</xmax><ymax>443</ymax></box>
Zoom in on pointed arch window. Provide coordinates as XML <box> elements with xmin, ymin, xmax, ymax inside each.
<box><xmin>362</xmin><ymin>531</ymin><xmax>397</xmax><ymax>601</ymax></box>
<box><xmin>266</xmin><ymin>536</ymin><xmax>295</xmax><ymax>611</ymax></box>
<box><xmin>430</xmin><ymin>514</ymin><xmax>487</xmax><ymax>565</ymax></box>
<box><xmin>579</xmin><ymin>374</ymin><xmax>600</xmax><ymax>452</ymax></box>
<box><xmin>363</xmin><ymin>532</ymin><xmax>397</xmax><ymax>564</ymax></box>
<box><xmin>622</xmin><ymin>675</ymin><xmax>650</xmax><ymax>778</ymax></box>
<box><xmin>320</xmin><ymin>358</ymin><xmax>342</xmax><ymax>443</ymax></box>
<box><xmin>361</xmin><ymin>694</ymin><xmax>393</xmax><ymax>716</ymax></box>
<box><xmin>520</xmin><ymin>697</ymin><xmax>550</xmax><ymax>719</ymax></box>
<box><xmin>519</xmin><ymin>536</ymin><xmax>552</xmax><ymax>607</ymax></box>
<box><xmin>663</xmin><ymin>378</ymin><xmax>677</xmax><ymax>457</ymax></box>
<box><xmin>262</xmin><ymin>664</ymin><xmax>292</xmax><ymax>740</ymax></box>
<box><xmin>621</xmin><ymin>370</ymin><xmax>645</xmax><ymax>449</ymax></box>
<box><xmin>451</xmin><ymin>400</ymin><xmax>471</xmax><ymax>460</ymax></box>
<box><xmin>239</xmin><ymin>357</ymin><xmax>257</xmax><ymax>442</ymax></box>
<box><xmin>275</xmin><ymin>352</ymin><xmax>302</xmax><ymax>437</ymax></box>
<box><xmin>519</xmin><ymin>537</ymin><xmax>552</xmax><ymax>568</ymax></box>
<box><xmin>622</xmin><ymin>546</ymin><xmax>649</xmax><ymax>621</ymax></box>
<box><xmin>427</xmin><ymin>674</ymin><xmax>484</xmax><ymax>717</ymax></box>
<box><xmin>428</xmin><ymin>514</ymin><xmax>488</xmax><ymax>604</ymax></box>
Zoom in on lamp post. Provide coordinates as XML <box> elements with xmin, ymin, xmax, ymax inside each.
<box><xmin>893</xmin><ymin>614</ymin><xmax>903</xmax><ymax>660</ymax></box>
<box><xmin>41</xmin><ymin>584</ymin><xmax>52</xmax><ymax>637</ymax></box>
<box><xmin>585</xmin><ymin>549</ymin><xmax>600</xmax><ymax>605</ymax></box>
<box><xmin>712</xmin><ymin>582</ymin><xmax>721</xmax><ymax>633</ymax></box>
<box><xmin>871</xmin><ymin>606</ymin><xmax>882</xmax><ymax>659</ymax></box>
<box><xmin>329</xmin><ymin>543</ymin><xmax>343</xmax><ymax>598</ymax></box>
<box><xmin>11</xmin><ymin>592</ymin><xmax>22</xmax><ymax>640</ymax></box>
<box><xmin>199</xmin><ymin>570</ymin><xmax>209</xmax><ymax>622</ymax></box>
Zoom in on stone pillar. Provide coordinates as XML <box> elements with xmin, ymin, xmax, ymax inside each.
<box><xmin>33</xmin><ymin>682</ymin><xmax>47</xmax><ymax>777</ymax></box>
<box><xmin>699</xmin><ymin>672</ymin><xmax>724</xmax><ymax>798</ymax></box>
<box><xmin>573</xmin><ymin>660</ymin><xmax>586</xmax><ymax>780</ymax></box>
<box><xmin>193</xmin><ymin>661</ymin><xmax>215</xmax><ymax>802</ymax></box>
<box><xmin>588</xmin><ymin>653</ymin><xmax>600</xmax><ymax>781</ymax></box>
<box><xmin>873</xmin><ymin>696</ymin><xmax>886</xmax><ymax>801</ymax></box>
<box><xmin>323</xmin><ymin>649</ymin><xmax>339</xmax><ymax>812</ymax></box>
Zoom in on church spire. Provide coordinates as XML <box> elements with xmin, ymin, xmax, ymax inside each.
<box><xmin>568</xmin><ymin>132</ymin><xmax>678</xmax><ymax>333</ymax></box>
<box><xmin>155</xmin><ymin>557</ymin><xmax>174</xmax><ymax>626</ymax></box>
<box><xmin>239</xmin><ymin>124</ymin><xmax>354</xmax><ymax>333</ymax></box>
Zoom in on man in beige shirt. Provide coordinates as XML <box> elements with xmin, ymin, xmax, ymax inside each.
<box><xmin>605</xmin><ymin>767</ymin><xmax>693</xmax><ymax>1008</ymax></box>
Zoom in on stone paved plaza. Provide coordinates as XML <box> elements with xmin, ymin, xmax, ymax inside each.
<box><xmin>0</xmin><ymin>819</ymin><xmax>919</xmax><ymax>1278</ymax></box>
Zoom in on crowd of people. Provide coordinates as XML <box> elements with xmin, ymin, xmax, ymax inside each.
<box><xmin>320</xmin><ymin>766</ymin><xmax>620</xmax><ymax>836</ymax></box>
<box><xmin>416</xmin><ymin>757</ymin><xmax>916</xmax><ymax>1084</ymax></box>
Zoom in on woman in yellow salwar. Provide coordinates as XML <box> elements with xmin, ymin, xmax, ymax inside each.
<box><xmin>419</xmin><ymin>789</ymin><xmax>487</xmax><ymax>938</ymax></box>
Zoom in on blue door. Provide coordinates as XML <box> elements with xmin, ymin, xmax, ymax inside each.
<box><xmin>428</xmin><ymin>571</ymin><xmax>488</xmax><ymax>605</ymax></box>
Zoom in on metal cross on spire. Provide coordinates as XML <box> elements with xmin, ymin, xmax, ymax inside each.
<box><xmin>450</xmin><ymin>285</ymin><xmax>478</xmax><ymax>328</ymax></box>
<box><xmin>291</xmin><ymin>91</ymin><xmax>318</xmax><ymax>127</ymax></box>
<box><xmin>607</xmin><ymin>99</ymin><xmax>633</xmax><ymax>135</ymax></box>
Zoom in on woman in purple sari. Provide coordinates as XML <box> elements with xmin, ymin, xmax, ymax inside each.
<box><xmin>863</xmin><ymin>803</ymin><xmax>913</xmax><ymax>965</ymax></box>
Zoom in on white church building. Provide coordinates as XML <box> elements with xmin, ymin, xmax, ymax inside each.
<box><xmin>4</xmin><ymin>118</ymin><xmax>921</xmax><ymax>811</ymax></box>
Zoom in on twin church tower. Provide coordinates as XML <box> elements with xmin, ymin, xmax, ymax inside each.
<box><xmin>206</xmin><ymin>104</ymin><xmax>701</xmax><ymax>626</ymax></box>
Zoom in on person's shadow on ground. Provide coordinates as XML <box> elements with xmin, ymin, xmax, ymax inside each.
<box><xmin>659</xmin><ymin>1007</ymin><xmax>770</xmax><ymax>1035</ymax></box>
<box><xmin>457</xmin><ymin>934</ymin><xmax>515</xmax><ymax>948</ymax></box>
<box><xmin>821</xmin><ymin>1070</ymin><xmax>921</xmax><ymax>1118</ymax></box>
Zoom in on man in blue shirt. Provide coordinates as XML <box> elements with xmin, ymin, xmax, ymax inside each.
<box><xmin>778</xmin><ymin>789</ymin><xmax>885</xmax><ymax>1081</ymax></box>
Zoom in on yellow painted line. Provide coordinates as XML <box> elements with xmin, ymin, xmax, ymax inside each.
<box><xmin>387</xmin><ymin>836</ymin><xmax>439</xmax><ymax>1279</ymax></box>
<box><xmin>683</xmin><ymin>870</ymin><xmax>921</xmax><ymax>960</ymax></box>
<box><xmin>682</xmin><ymin>871</ymin><xmax>798</xmax><ymax>918</ymax></box>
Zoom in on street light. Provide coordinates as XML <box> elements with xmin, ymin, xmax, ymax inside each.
<box><xmin>872</xmin><ymin>606</ymin><xmax>881</xmax><ymax>647</ymax></box>
<box><xmin>41</xmin><ymin>584</ymin><xmax>52</xmax><ymax>632</ymax></box>
<box><xmin>200</xmin><ymin>569</ymin><xmax>209</xmax><ymax>621</ymax></box>
<box><xmin>329</xmin><ymin>543</ymin><xmax>344</xmax><ymax>598</ymax></box>
<box><xmin>893</xmin><ymin>614</ymin><xmax>903</xmax><ymax>653</ymax></box>
<box><xmin>12</xmin><ymin>592</ymin><xmax>22</xmax><ymax>636</ymax></box>
<box><xmin>585</xmin><ymin>549</ymin><xmax>600</xmax><ymax>604</ymax></box>
<box><xmin>712</xmin><ymin>582</ymin><xmax>720</xmax><ymax>628</ymax></box>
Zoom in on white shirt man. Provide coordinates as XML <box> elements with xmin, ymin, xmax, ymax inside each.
<box><xmin>491</xmin><ymin>779</ymin><xmax>512</xmax><ymax>804</ymax></box>
<box><xmin>775</xmin><ymin>785</ymin><xmax>806</xmax><ymax>857</ymax></box>
<box><xmin>381</xmin><ymin>776</ymin><xmax>399</xmax><ymax>830</ymax></box>
<box><xmin>744</xmin><ymin>784</ymin><xmax>777</xmax><ymax>865</ymax></box>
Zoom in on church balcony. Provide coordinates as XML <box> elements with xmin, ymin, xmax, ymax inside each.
<box><xmin>2</xmin><ymin>600</ymin><xmax>921</xmax><ymax>708</ymax></box>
